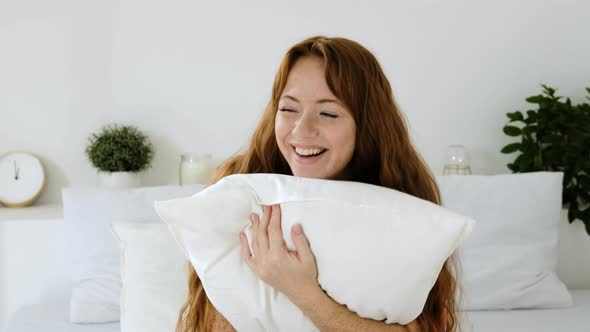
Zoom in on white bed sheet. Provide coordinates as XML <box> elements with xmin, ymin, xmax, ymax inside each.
<box><xmin>3</xmin><ymin>300</ymin><xmax>119</xmax><ymax>332</ymax></box>
<box><xmin>462</xmin><ymin>289</ymin><xmax>590</xmax><ymax>332</ymax></box>
<box><xmin>4</xmin><ymin>290</ymin><xmax>589</xmax><ymax>332</ymax></box>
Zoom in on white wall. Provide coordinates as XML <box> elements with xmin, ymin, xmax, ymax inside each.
<box><xmin>0</xmin><ymin>0</ymin><xmax>113</xmax><ymax>204</ymax></box>
<box><xmin>1</xmin><ymin>0</ymin><xmax>589</xmax><ymax>204</ymax></box>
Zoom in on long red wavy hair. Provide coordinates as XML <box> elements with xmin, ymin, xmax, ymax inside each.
<box><xmin>176</xmin><ymin>36</ymin><xmax>462</xmax><ymax>332</ymax></box>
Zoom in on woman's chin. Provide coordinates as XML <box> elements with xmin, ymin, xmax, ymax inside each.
<box><xmin>291</xmin><ymin>169</ymin><xmax>328</xmax><ymax>180</ymax></box>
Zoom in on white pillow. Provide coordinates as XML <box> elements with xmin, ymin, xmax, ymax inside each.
<box><xmin>436</xmin><ymin>172</ymin><xmax>573</xmax><ymax>310</ymax></box>
<box><xmin>62</xmin><ymin>184</ymin><xmax>204</xmax><ymax>323</ymax></box>
<box><xmin>111</xmin><ymin>222</ymin><xmax>189</xmax><ymax>332</ymax></box>
<box><xmin>155</xmin><ymin>174</ymin><xmax>475</xmax><ymax>330</ymax></box>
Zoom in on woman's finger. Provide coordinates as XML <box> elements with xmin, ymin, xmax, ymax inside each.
<box><xmin>257</xmin><ymin>205</ymin><xmax>271</xmax><ymax>250</ymax></box>
<box><xmin>268</xmin><ymin>204</ymin><xmax>285</xmax><ymax>250</ymax></box>
<box><xmin>250</xmin><ymin>213</ymin><xmax>260</xmax><ymax>257</ymax></box>
<box><xmin>291</xmin><ymin>224</ymin><xmax>314</xmax><ymax>263</ymax></box>
<box><xmin>240</xmin><ymin>232</ymin><xmax>255</xmax><ymax>268</ymax></box>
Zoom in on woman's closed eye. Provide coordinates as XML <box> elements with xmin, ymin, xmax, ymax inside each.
<box><xmin>320</xmin><ymin>112</ymin><xmax>338</xmax><ymax>118</ymax></box>
<box><xmin>279</xmin><ymin>108</ymin><xmax>338</xmax><ymax>119</ymax></box>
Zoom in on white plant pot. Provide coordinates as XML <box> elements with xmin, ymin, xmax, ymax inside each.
<box><xmin>99</xmin><ymin>171</ymin><xmax>141</xmax><ymax>189</ymax></box>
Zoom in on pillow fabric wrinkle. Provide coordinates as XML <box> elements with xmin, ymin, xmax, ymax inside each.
<box><xmin>155</xmin><ymin>173</ymin><xmax>475</xmax><ymax>331</ymax></box>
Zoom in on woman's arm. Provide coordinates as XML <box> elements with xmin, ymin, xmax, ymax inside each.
<box><xmin>240</xmin><ymin>204</ymin><xmax>422</xmax><ymax>332</ymax></box>
<box><xmin>290</xmin><ymin>285</ymin><xmax>420</xmax><ymax>332</ymax></box>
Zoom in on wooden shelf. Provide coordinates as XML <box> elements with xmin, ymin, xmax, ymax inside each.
<box><xmin>0</xmin><ymin>203</ymin><xmax>63</xmax><ymax>221</ymax></box>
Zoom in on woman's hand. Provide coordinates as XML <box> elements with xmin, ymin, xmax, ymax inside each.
<box><xmin>239</xmin><ymin>205</ymin><xmax>424</xmax><ymax>331</ymax></box>
<box><xmin>239</xmin><ymin>204</ymin><xmax>319</xmax><ymax>302</ymax></box>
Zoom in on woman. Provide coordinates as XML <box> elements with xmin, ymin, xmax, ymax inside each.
<box><xmin>177</xmin><ymin>36</ymin><xmax>461</xmax><ymax>332</ymax></box>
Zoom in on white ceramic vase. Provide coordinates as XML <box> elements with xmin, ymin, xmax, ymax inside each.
<box><xmin>99</xmin><ymin>171</ymin><xmax>141</xmax><ymax>189</ymax></box>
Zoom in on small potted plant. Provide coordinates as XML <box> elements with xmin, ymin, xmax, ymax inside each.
<box><xmin>501</xmin><ymin>85</ymin><xmax>590</xmax><ymax>235</ymax></box>
<box><xmin>85</xmin><ymin>124</ymin><xmax>154</xmax><ymax>188</ymax></box>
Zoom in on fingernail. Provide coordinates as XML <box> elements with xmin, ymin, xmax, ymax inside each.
<box><xmin>293</xmin><ymin>224</ymin><xmax>302</xmax><ymax>234</ymax></box>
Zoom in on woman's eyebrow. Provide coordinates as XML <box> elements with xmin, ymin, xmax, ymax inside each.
<box><xmin>280</xmin><ymin>94</ymin><xmax>341</xmax><ymax>105</ymax></box>
<box><xmin>316</xmin><ymin>98</ymin><xmax>340</xmax><ymax>105</ymax></box>
<box><xmin>280</xmin><ymin>95</ymin><xmax>300</xmax><ymax>103</ymax></box>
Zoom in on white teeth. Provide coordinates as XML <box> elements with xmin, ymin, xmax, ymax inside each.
<box><xmin>295</xmin><ymin>147</ymin><xmax>325</xmax><ymax>156</ymax></box>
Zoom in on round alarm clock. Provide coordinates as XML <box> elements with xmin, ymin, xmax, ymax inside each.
<box><xmin>0</xmin><ymin>151</ymin><xmax>46</xmax><ymax>208</ymax></box>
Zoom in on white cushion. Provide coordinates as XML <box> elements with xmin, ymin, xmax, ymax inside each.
<box><xmin>111</xmin><ymin>223</ymin><xmax>189</xmax><ymax>332</ymax></box>
<box><xmin>155</xmin><ymin>174</ymin><xmax>475</xmax><ymax>331</ymax></box>
<box><xmin>62</xmin><ymin>185</ymin><xmax>203</xmax><ymax>323</ymax></box>
<box><xmin>436</xmin><ymin>172</ymin><xmax>573</xmax><ymax>310</ymax></box>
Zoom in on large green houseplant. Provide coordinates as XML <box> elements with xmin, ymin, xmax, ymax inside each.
<box><xmin>501</xmin><ymin>85</ymin><xmax>590</xmax><ymax>235</ymax></box>
<box><xmin>85</xmin><ymin>124</ymin><xmax>154</xmax><ymax>188</ymax></box>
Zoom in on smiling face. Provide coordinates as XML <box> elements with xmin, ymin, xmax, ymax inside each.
<box><xmin>274</xmin><ymin>56</ymin><xmax>356</xmax><ymax>180</ymax></box>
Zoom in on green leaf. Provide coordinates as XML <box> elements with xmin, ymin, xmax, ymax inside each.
<box><xmin>507</xmin><ymin>162</ymin><xmax>519</xmax><ymax>173</ymax></box>
<box><xmin>542</xmin><ymin>134</ymin><xmax>562</xmax><ymax>144</ymax></box>
<box><xmin>544</xmin><ymin>147</ymin><xmax>563</xmax><ymax>161</ymax></box>
<box><xmin>525</xmin><ymin>110</ymin><xmax>538</xmax><ymax>124</ymax></box>
<box><xmin>580</xmin><ymin>208</ymin><xmax>590</xmax><ymax>236</ymax></box>
<box><xmin>526</xmin><ymin>95</ymin><xmax>544</xmax><ymax>104</ymax></box>
<box><xmin>501</xmin><ymin>143</ymin><xmax>522</xmax><ymax>154</ymax></box>
<box><xmin>541</xmin><ymin>85</ymin><xmax>556</xmax><ymax>96</ymax></box>
<box><xmin>534</xmin><ymin>153</ymin><xmax>543</xmax><ymax>169</ymax></box>
<box><xmin>523</xmin><ymin>125</ymin><xmax>538</xmax><ymax>135</ymax></box>
<box><xmin>517</xmin><ymin>154</ymin><xmax>533</xmax><ymax>171</ymax></box>
<box><xmin>503</xmin><ymin>125</ymin><xmax>522</xmax><ymax>136</ymax></box>
<box><xmin>506</xmin><ymin>111</ymin><xmax>524</xmax><ymax>122</ymax></box>
<box><xmin>564</xmin><ymin>172</ymin><xmax>575</xmax><ymax>188</ymax></box>
<box><xmin>579</xmin><ymin>175</ymin><xmax>590</xmax><ymax>188</ymax></box>
<box><xmin>568</xmin><ymin>205</ymin><xmax>577</xmax><ymax>223</ymax></box>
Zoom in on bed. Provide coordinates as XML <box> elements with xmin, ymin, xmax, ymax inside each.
<box><xmin>3</xmin><ymin>300</ymin><xmax>119</xmax><ymax>332</ymax></box>
<box><xmin>2</xmin><ymin>176</ymin><xmax>590</xmax><ymax>332</ymax></box>
<box><xmin>462</xmin><ymin>289</ymin><xmax>590</xmax><ymax>332</ymax></box>
<box><xmin>4</xmin><ymin>290</ymin><xmax>589</xmax><ymax>332</ymax></box>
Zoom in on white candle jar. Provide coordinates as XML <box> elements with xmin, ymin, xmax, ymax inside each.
<box><xmin>442</xmin><ymin>144</ymin><xmax>472</xmax><ymax>175</ymax></box>
<box><xmin>179</xmin><ymin>154</ymin><xmax>214</xmax><ymax>185</ymax></box>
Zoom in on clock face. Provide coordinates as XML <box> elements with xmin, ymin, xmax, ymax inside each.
<box><xmin>0</xmin><ymin>152</ymin><xmax>45</xmax><ymax>206</ymax></box>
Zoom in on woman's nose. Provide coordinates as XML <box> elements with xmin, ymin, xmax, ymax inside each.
<box><xmin>292</xmin><ymin>112</ymin><xmax>318</xmax><ymax>137</ymax></box>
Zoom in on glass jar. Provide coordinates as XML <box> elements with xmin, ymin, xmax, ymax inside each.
<box><xmin>442</xmin><ymin>145</ymin><xmax>472</xmax><ymax>175</ymax></box>
<box><xmin>179</xmin><ymin>154</ymin><xmax>214</xmax><ymax>185</ymax></box>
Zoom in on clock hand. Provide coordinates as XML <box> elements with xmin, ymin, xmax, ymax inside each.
<box><xmin>14</xmin><ymin>160</ymin><xmax>20</xmax><ymax>180</ymax></box>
